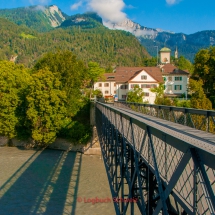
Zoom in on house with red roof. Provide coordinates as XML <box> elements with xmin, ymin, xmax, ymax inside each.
<box><xmin>161</xmin><ymin>64</ymin><xmax>190</xmax><ymax>98</ymax></box>
<box><xmin>94</xmin><ymin>66</ymin><xmax>163</xmax><ymax>104</ymax></box>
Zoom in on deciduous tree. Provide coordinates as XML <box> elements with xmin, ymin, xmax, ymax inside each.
<box><xmin>26</xmin><ymin>68</ymin><xmax>67</xmax><ymax>145</ymax></box>
<box><xmin>127</xmin><ymin>85</ymin><xmax>145</xmax><ymax>103</ymax></box>
<box><xmin>0</xmin><ymin>61</ymin><xmax>30</xmax><ymax>138</ymax></box>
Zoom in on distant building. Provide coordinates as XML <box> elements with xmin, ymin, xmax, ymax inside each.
<box><xmin>94</xmin><ymin>67</ymin><xmax>163</xmax><ymax>104</ymax></box>
<box><xmin>159</xmin><ymin>47</ymin><xmax>171</xmax><ymax>64</ymax></box>
<box><xmin>94</xmin><ymin>47</ymin><xmax>190</xmax><ymax>104</ymax></box>
<box><xmin>160</xmin><ymin>64</ymin><xmax>189</xmax><ymax>97</ymax></box>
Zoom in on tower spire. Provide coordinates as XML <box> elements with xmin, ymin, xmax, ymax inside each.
<box><xmin>175</xmin><ymin>45</ymin><xmax>178</xmax><ymax>59</ymax></box>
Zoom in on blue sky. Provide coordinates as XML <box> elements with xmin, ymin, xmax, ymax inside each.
<box><xmin>0</xmin><ymin>0</ymin><xmax>215</xmax><ymax>34</ymax></box>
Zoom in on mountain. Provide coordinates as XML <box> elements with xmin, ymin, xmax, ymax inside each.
<box><xmin>0</xmin><ymin>17</ymin><xmax>149</xmax><ymax>68</ymax></box>
<box><xmin>60</xmin><ymin>12</ymin><xmax>103</xmax><ymax>29</ymax></box>
<box><xmin>0</xmin><ymin>5</ymin><xmax>67</xmax><ymax>32</ymax></box>
<box><xmin>104</xmin><ymin>19</ymin><xmax>215</xmax><ymax>62</ymax></box>
<box><xmin>104</xmin><ymin>19</ymin><xmax>174</xmax><ymax>39</ymax></box>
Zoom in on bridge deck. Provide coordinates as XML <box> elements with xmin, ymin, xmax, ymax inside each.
<box><xmin>115</xmin><ymin>106</ymin><xmax>215</xmax><ymax>155</ymax></box>
<box><xmin>96</xmin><ymin>102</ymin><xmax>215</xmax><ymax>215</ymax></box>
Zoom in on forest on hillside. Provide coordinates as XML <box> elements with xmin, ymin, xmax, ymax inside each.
<box><xmin>0</xmin><ymin>17</ymin><xmax>149</xmax><ymax>68</ymax></box>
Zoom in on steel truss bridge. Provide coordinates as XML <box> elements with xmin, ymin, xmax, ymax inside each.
<box><xmin>95</xmin><ymin>102</ymin><xmax>215</xmax><ymax>215</ymax></box>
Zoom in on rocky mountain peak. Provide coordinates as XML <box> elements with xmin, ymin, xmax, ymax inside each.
<box><xmin>44</xmin><ymin>5</ymin><xmax>66</xmax><ymax>27</ymax></box>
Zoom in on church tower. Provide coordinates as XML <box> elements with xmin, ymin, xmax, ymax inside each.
<box><xmin>175</xmin><ymin>46</ymin><xmax>178</xmax><ymax>59</ymax></box>
<box><xmin>159</xmin><ymin>47</ymin><xmax>171</xmax><ymax>64</ymax></box>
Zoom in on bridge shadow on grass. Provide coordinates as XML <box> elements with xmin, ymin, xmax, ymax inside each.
<box><xmin>0</xmin><ymin>149</ymin><xmax>82</xmax><ymax>215</ymax></box>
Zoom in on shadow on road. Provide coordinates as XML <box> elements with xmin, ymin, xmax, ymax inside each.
<box><xmin>0</xmin><ymin>149</ymin><xmax>82</xmax><ymax>215</ymax></box>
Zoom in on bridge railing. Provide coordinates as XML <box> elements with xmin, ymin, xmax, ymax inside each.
<box><xmin>114</xmin><ymin>101</ymin><xmax>215</xmax><ymax>134</ymax></box>
<box><xmin>96</xmin><ymin>101</ymin><xmax>215</xmax><ymax>215</ymax></box>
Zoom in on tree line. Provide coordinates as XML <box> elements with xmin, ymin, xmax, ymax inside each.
<box><xmin>0</xmin><ymin>50</ymin><xmax>104</xmax><ymax>146</ymax></box>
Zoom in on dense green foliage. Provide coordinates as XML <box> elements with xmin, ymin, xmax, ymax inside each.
<box><xmin>192</xmin><ymin>46</ymin><xmax>215</xmax><ymax>107</ymax></box>
<box><xmin>189</xmin><ymin>79</ymin><xmax>212</xmax><ymax>110</ymax></box>
<box><xmin>0</xmin><ymin>61</ymin><xmax>30</xmax><ymax>138</ymax></box>
<box><xmin>0</xmin><ymin>51</ymin><xmax>103</xmax><ymax>145</ymax></box>
<box><xmin>0</xmin><ymin>6</ymin><xmax>65</xmax><ymax>32</ymax></box>
<box><xmin>26</xmin><ymin>68</ymin><xmax>67</xmax><ymax>144</ymax></box>
<box><xmin>0</xmin><ymin>17</ymin><xmax>149</xmax><ymax>68</ymax></box>
<box><xmin>127</xmin><ymin>86</ymin><xmax>145</xmax><ymax>103</ymax></box>
<box><xmin>174</xmin><ymin>56</ymin><xmax>194</xmax><ymax>73</ymax></box>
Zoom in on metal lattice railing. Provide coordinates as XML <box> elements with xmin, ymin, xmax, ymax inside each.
<box><xmin>114</xmin><ymin>102</ymin><xmax>215</xmax><ymax>134</ymax></box>
<box><xmin>96</xmin><ymin>102</ymin><xmax>215</xmax><ymax>215</ymax></box>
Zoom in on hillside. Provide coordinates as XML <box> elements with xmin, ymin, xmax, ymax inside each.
<box><xmin>0</xmin><ymin>5</ymin><xmax>67</xmax><ymax>32</ymax></box>
<box><xmin>0</xmin><ymin>17</ymin><xmax>149</xmax><ymax>68</ymax></box>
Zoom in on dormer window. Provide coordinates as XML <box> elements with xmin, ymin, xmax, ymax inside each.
<box><xmin>107</xmin><ymin>76</ymin><xmax>115</xmax><ymax>79</ymax></box>
<box><xmin>141</xmin><ymin>75</ymin><xmax>147</xmax><ymax>80</ymax></box>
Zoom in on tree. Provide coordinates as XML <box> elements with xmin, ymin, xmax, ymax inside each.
<box><xmin>150</xmin><ymin>83</ymin><xmax>172</xmax><ymax>105</ymax></box>
<box><xmin>86</xmin><ymin>61</ymin><xmax>105</xmax><ymax>98</ymax></box>
<box><xmin>26</xmin><ymin>68</ymin><xmax>67</xmax><ymax>145</ymax></box>
<box><xmin>189</xmin><ymin>79</ymin><xmax>212</xmax><ymax>110</ymax></box>
<box><xmin>33</xmin><ymin>50</ymin><xmax>87</xmax><ymax>117</ymax></box>
<box><xmin>127</xmin><ymin>85</ymin><xmax>145</xmax><ymax>103</ymax></box>
<box><xmin>192</xmin><ymin>47</ymin><xmax>215</xmax><ymax>106</ymax></box>
<box><xmin>143</xmin><ymin>57</ymin><xmax>157</xmax><ymax>66</ymax></box>
<box><xmin>175</xmin><ymin>56</ymin><xmax>194</xmax><ymax>73</ymax></box>
<box><xmin>0</xmin><ymin>61</ymin><xmax>30</xmax><ymax>138</ymax></box>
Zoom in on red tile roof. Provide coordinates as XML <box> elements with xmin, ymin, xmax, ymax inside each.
<box><xmin>102</xmin><ymin>66</ymin><xmax>163</xmax><ymax>83</ymax></box>
<box><xmin>161</xmin><ymin>64</ymin><xmax>189</xmax><ymax>75</ymax></box>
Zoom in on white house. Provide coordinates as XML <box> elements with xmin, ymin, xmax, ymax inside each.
<box><xmin>161</xmin><ymin>64</ymin><xmax>190</xmax><ymax>98</ymax></box>
<box><xmin>94</xmin><ymin>67</ymin><xmax>163</xmax><ymax>104</ymax></box>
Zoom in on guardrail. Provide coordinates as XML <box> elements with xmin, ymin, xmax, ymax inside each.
<box><xmin>96</xmin><ymin>101</ymin><xmax>215</xmax><ymax>215</ymax></box>
<box><xmin>114</xmin><ymin>101</ymin><xmax>215</xmax><ymax>134</ymax></box>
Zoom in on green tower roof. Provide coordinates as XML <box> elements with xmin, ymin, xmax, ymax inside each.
<box><xmin>159</xmin><ymin>47</ymin><xmax>171</xmax><ymax>52</ymax></box>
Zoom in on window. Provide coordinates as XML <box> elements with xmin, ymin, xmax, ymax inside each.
<box><xmin>122</xmin><ymin>95</ymin><xmax>127</xmax><ymax>99</ymax></box>
<box><xmin>114</xmin><ymin>83</ymin><xmax>116</xmax><ymax>87</ymax></box>
<box><xmin>104</xmin><ymin>83</ymin><xmax>109</xmax><ymax>87</ymax></box>
<box><xmin>98</xmin><ymin>83</ymin><xmax>102</xmax><ymax>87</ymax></box>
<box><xmin>141</xmin><ymin>75</ymin><xmax>147</xmax><ymax>80</ymax></box>
<box><xmin>105</xmin><ymin>90</ymin><xmax>109</xmax><ymax>94</ymax></box>
<box><xmin>167</xmin><ymin>85</ymin><xmax>172</xmax><ymax>90</ymax></box>
<box><xmin>151</xmin><ymin>84</ymin><xmax>157</xmax><ymax>88</ymax></box>
<box><xmin>141</xmin><ymin>84</ymin><xmax>146</xmax><ymax>88</ymax></box>
<box><xmin>131</xmin><ymin>84</ymin><xmax>139</xmax><ymax>88</ymax></box>
<box><xmin>144</xmin><ymin>92</ymin><xmax>149</xmax><ymax>97</ymax></box>
<box><xmin>175</xmin><ymin>77</ymin><xmax>182</xmax><ymax>81</ymax></box>
<box><xmin>168</xmin><ymin>77</ymin><xmax>172</xmax><ymax>81</ymax></box>
<box><xmin>114</xmin><ymin>90</ymin><xmax>116</xmax><ymax>94</ymax></box>
<box><xmin>174</xmin><ymin>85</ymin><xmax>182</xmax><ymax>90</ymax></box>
<box><xmin>121</xmin><ymin>85</ymin><xmax>128</xmax><ymax>89</ymax></box>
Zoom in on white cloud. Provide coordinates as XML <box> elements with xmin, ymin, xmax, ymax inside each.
<box><xmin>70</xmin><ymin>0</ymin><xmax>127</xmax><ymax>23</ymax></box>
<box><xmin>88</xmin><ymin>0</ymin><xmax>127</xmax><ymax>23</ymax></box>
<box><xmin>70</xmin><ymin>1</ymin><xmax>83</xmax><ymax>10</ymax></box>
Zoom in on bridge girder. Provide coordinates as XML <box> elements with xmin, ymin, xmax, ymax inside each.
<box><xmin>96</xmin><ymin>102</ymin><xmax>215</xmax><ymax>215</ymax></box>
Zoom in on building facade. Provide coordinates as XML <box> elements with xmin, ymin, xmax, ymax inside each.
<box><xmin>94</xmin><ymin>67</ymin><xmax>163</xmax><ymax>104</ymax></box>
<box><xmin>161</xmin><ymin>64</ymin><xmax>189</xmax><ymax>98</ymax></box>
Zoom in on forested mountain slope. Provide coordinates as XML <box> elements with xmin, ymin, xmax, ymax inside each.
<box><xmin>0</xmin><ymin>5</ymin><xmax>67</xmax><ymax>32</ymax></box>
<box><xmin>0</xmin><ymin>18</ymin><xmax>149</xmax><ymax>68</ymax></box>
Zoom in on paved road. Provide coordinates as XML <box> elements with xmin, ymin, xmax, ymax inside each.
<box><xmin>0</xmin><ymin>147</ymin><xmax>115</xmax><ymax>215</ymax></box>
